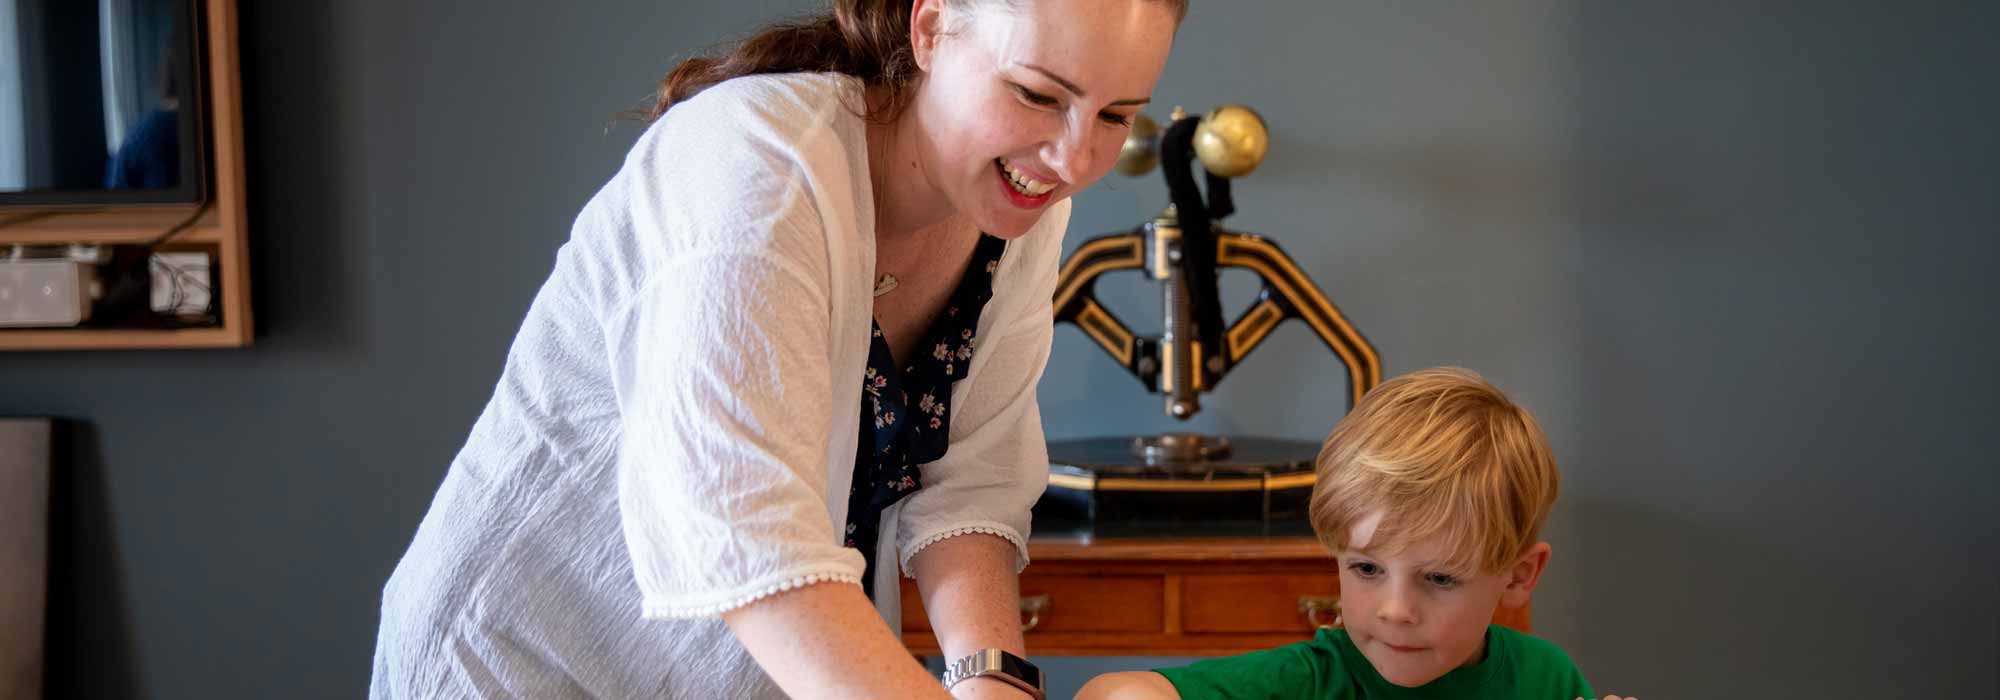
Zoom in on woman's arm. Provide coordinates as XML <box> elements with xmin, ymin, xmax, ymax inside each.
<box><xmin>893</xmin><ymin>208</ymin><xmax>1073</xmax><ymax>699</ymax></box>
<box><xmin>722</xmin><ymin>581</ymin><xmax>953</xmax><ymax>700</ymax></box>
<box><xmin>910</xmin><ymin>533</ymin><xmax>1034</xmax><ymax>699</ymax></box>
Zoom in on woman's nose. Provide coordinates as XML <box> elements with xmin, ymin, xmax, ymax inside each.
<box><xmin>1040</xmin><ymin>121</ymin><xmax>1093</xmax><ymax>186</ymax></box>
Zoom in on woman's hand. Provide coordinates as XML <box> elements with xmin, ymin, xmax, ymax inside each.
<box><xmin>1578</xmin><ymin>696</ymin><xmax>1639</xmax><ymax>699</ymax></box>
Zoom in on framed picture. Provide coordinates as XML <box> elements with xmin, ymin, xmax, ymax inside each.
<box><xmin>0</xmin><ymin>418</ymin><xmax>51</xmax><ymax>698</ymax></box>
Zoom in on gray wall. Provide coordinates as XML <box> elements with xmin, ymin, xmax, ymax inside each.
<box><xmin>0</xmin><ymin>1</ymin><xmax>1992</xmax><ymax>697</ymax></box>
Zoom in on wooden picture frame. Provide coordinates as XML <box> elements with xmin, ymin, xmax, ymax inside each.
<box><xmin>0</xmin><ymin>0</ymin><xmax>250</xmax><ymax>350</ymax></box>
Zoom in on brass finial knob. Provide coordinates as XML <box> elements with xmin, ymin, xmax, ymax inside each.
<box><xmin>1193</xmin><ymin>104</ymin><xmax>1269</xmax><ymax>178</ymax></box>
<box><xmin>1114</xmin><ymin>112</ymin><xmax>1161</xmax><ymax>176</ymax></box>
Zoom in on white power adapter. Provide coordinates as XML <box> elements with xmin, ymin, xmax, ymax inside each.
<box><xmin>0</xmin><ymin>260</ymin><xmax>99</xmax><ymax>327</ymax></box>
<box><xmin>150</xmin><ymin>252</ymin><xmax>213</xmax><ymax>316</ymax></box>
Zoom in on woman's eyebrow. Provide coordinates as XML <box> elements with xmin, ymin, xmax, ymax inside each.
<box><xmin>1016</xmin><ymin>63</ymin><xmax>1151</xmax><ymax>106</ymax></box>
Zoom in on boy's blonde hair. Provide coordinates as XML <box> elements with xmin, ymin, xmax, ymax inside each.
<box><xmin>1308</xmin><ymin>367</ymin><xmax>1560</xmax><ymax>574</ymax></box>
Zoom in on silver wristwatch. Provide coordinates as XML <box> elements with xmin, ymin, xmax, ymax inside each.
<box><xmin>941</xmin><ymin>648</ymin><xmax>1046</xmax><ymax>700</ymax></box>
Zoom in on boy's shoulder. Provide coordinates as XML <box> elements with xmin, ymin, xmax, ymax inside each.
<box><xmin>1153</xmin><ymin>628</ymin><xmax>1361</xmax><ymax>699</ymax></box>
<box><xmin>1504</xmin><ymin>624</ymin><xmax>1576</xmax><ymax>656</ymax></box>
<box><xmin>1153</xmin><ymin>626</ymin><xmax>1591</xmax><ymax>699</ymax></box>
<box><xmin>1491</xmin><ymin>624</ymin><xmax>1579</xmax><ymax>665</ymax></box>
<box><xmin>1489</xmin><ymin>625</ymin><xmax>1594</xmax><ymax>697</ymax></box>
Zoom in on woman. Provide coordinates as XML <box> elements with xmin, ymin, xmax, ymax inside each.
<box><xmin>371</xmin><ymin>0</ymin><xmax>1181</xmax><ymax>697</ymax></box>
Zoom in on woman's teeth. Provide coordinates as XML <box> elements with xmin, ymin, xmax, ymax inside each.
<box><xmin>999</xmin><ymin>159</ymin><xmax>1057</xmax><ymax>196</ymax></box>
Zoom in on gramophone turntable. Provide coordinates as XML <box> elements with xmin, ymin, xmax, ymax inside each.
<box><xmin>1034</xmin><ymin>105</ymin><xmax>1382</xmax><ymax>533</ymax></box>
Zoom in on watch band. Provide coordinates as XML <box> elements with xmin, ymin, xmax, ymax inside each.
<box><xmin>941</xmin><ymin>648</ymin><xmax>1046</xmax><ymax>700</ymax></box>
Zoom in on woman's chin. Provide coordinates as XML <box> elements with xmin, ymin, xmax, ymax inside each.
<box><xmin>974</xmin><ymin>200</ymin><xmax>1062</xmax><ymax>240</ymax></box>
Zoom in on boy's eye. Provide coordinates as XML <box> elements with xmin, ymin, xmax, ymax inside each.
<box><xmin>1425</xmin><ymin>572</ymin><xmax>1461</xmax><ymax>588</ymax></box>
<box><xmin>1011</xmin><ymin>85</ymin><xmax>1059</xmax><ymax>107</ymax></box>
<box><xmin>1347</xmin><ymin>561</ymin><xmax>1382</xmax><ymax>577</ymax></box>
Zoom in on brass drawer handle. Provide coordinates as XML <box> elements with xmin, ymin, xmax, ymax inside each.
<box><xmin>1298</xmin><ymin>595</ymin><xmax>1342</xmax><ymax>629</ymax></box>
<box><xmin>1020</xmin><ymin>594</ymin><xmax>1051</xmax><ymax>632</ymax></box>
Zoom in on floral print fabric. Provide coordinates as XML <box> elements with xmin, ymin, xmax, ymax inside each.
<box><xmin>844</xmin><ymin>233</ymin><xmax>1008</xmax><ymax>598</ymax></box>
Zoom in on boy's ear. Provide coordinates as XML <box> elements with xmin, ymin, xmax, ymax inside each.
<box><xmin>1500</xmin><ymin>541</ymin><xmax>1551</xmax><ymax>610</ymax></box>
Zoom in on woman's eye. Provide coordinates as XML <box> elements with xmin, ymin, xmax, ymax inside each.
<box><xmin>1099</xmin><ymin>112</ymin><xmax>1132</xmax><ymax>127</ymax></box>
<box><xmin>1012</xmin><ymin>86</ymin><xmax>1059</xmax><ymax>107</ymax></box>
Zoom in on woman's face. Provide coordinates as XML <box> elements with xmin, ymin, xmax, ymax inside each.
<box><xmin>906</xmin><ymin>0</ymin><xmax>1177</xmax><ymax>239</ymax></box>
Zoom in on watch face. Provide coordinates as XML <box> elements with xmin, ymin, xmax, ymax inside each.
<box><xmin>998</xmin><ymin>652</ymin><xmax>1044</xmax><ymax>687</ymax></box>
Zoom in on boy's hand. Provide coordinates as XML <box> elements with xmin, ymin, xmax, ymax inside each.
<box><xmin>1078</xmin><ymin>671</ymin><xmax>1181</xmax><ymax>700</ymax></box>
<box><xmin>1577</xmin><ymin>696</ymin><xmax>1638</xmax><ymax>699</ymax></box>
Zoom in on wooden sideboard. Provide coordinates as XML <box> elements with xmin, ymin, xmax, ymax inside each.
<box><xmin>901</xmin><ymin>535</ymin><xmax>1530</xmax><ymax>657</ymax></box>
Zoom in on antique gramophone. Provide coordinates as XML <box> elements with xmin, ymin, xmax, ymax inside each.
<box><xmin>1034</xmin><ymin>105</ymin><xmax>1382</xmax><ymax>534</ymax></box>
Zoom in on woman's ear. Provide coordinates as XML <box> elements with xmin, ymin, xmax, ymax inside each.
<box><xmin>1500</xmin><ymin>541</ymin><xmax>1552</xmax><ymax>610</ymax></box>
<box><xmin>909</xmin><ymin>0</ymin><xmax>947</xmax><ymax>72</ymax></box>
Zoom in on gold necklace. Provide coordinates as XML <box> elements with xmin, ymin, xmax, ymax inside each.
<box><xmin>873</xmin><ymin>273</ymin><xmax>899</xmax><ymax>297</ymax></box>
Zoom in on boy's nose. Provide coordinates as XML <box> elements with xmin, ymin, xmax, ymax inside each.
<box><xmin>1375</xmin><ymin>589</ymin><xmax>1420</xmax><ymax>626</ymax></box>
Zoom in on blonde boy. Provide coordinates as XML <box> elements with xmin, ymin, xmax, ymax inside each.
<box><xmin>1078</xmin><ymin>367</ymin><xmax>1596</xmax><ymax>699</ymax></box>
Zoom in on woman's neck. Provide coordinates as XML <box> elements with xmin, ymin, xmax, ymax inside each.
<box><xmin>863</xmin><ymin>89</ymin><xmax>965</xmax><ymax>248</ymax></box>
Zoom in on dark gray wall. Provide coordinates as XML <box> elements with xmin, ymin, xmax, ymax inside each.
<box><xmin>1</xmin><ymin>1</ymin><xmax>1992</xmax><ymax>697</ymax></box>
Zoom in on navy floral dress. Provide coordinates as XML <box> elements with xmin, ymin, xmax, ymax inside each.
<box><xmin>845</xmin><ymin>233</ymin><xmax>1008</xmax><ymax>598</ymax></box>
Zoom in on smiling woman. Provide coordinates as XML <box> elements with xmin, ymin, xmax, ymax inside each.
<box><xmin>368</xmin><ymin>1</ymin><xmax>1183</xmax><ymax>699</ymax></box>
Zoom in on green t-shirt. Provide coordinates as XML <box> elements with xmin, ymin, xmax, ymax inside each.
<box><xmin>1155</xmin><ymin>625</ymin><xmax>1592</xmax><ymax>699</ymax></box>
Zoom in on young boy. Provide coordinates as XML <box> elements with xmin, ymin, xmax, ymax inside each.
<box><xmin>1078</xmin><ymin>367</ymin><xmax>1599</xmax><ymax>699</ymax></box>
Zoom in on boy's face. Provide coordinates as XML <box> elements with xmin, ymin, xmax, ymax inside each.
<box><xmin>1334</xmin><ymin>511</ymin><xmax>1549</xmax><ymax>687</ymax></box>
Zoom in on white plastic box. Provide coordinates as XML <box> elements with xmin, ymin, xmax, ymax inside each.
<box><xmin>0</xmin><ymin>260</ymin><xmax>96</xmax><ymax>327</ymax></box>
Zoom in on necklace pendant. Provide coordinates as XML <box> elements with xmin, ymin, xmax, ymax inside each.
<box><xmin>873</xmin><ymin>273</ymin><xmax>899</xmax><ymax>297</ymax></box>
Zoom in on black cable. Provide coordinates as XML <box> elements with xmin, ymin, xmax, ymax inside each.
<box><xmin>143</xmin><ymin>202</ymin><xmax>222</xmax><ymax>324</ymax></box>
<box><xmin>144</xmin><ymin>202</ymin><xmax>211</xmax><ymax>247</ymax></box>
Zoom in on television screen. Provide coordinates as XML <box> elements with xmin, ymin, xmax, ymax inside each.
<box><xmin>0</xmin><ymin>0</ymin><xmax>206</xmax><ymax>207</ymax></box>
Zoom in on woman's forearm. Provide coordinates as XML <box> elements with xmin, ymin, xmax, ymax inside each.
<box><xmin>721</xmin><ymin>580</ymin><xmax>951</xmax><ymax>700</ymax></box>
<box><xmin>719</xmin><ymin>535</ymin><xmax>1026</xmax><ymax>699</ymax></box>
<box><xmin>909</xmin><ymin>533</ymin><xmax>1027</xmax><ymax>661</ymax></box>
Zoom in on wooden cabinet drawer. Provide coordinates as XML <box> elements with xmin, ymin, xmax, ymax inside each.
<box><xmin>1183</xmin><ymin>573</ymin><xmax>1338</xmax><ymax>633</ymax></box>
<box><xmin>1182</xmin><ymin>573</ymin><xmax>1531</xmax><ymax>635</ymax></box>
<box><xmin>902</xmin><ymin>574</ymin><xmax>1164</xmax><ymax>634</ymax></box>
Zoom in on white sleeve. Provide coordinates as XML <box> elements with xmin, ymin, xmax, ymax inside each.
<box><xmin>611</xmin><ymin>251</ymin><xmax>866</xmax><ymax>620</ymax></box>
<box><xmin>604</xmin><ymin>88</ymin><xmax>866</xmax><ymax>620</ymax></box>
<box><xmin>892</xmin><ymin>205</ymin><xmax>1069</xmax><ymax>575</ymax></box>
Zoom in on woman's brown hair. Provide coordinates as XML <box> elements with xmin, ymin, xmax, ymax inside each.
<box><xmin>645</xmin><ymin>0</ymin><xmax>1187</xmax><ymax>124</ymax></box>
